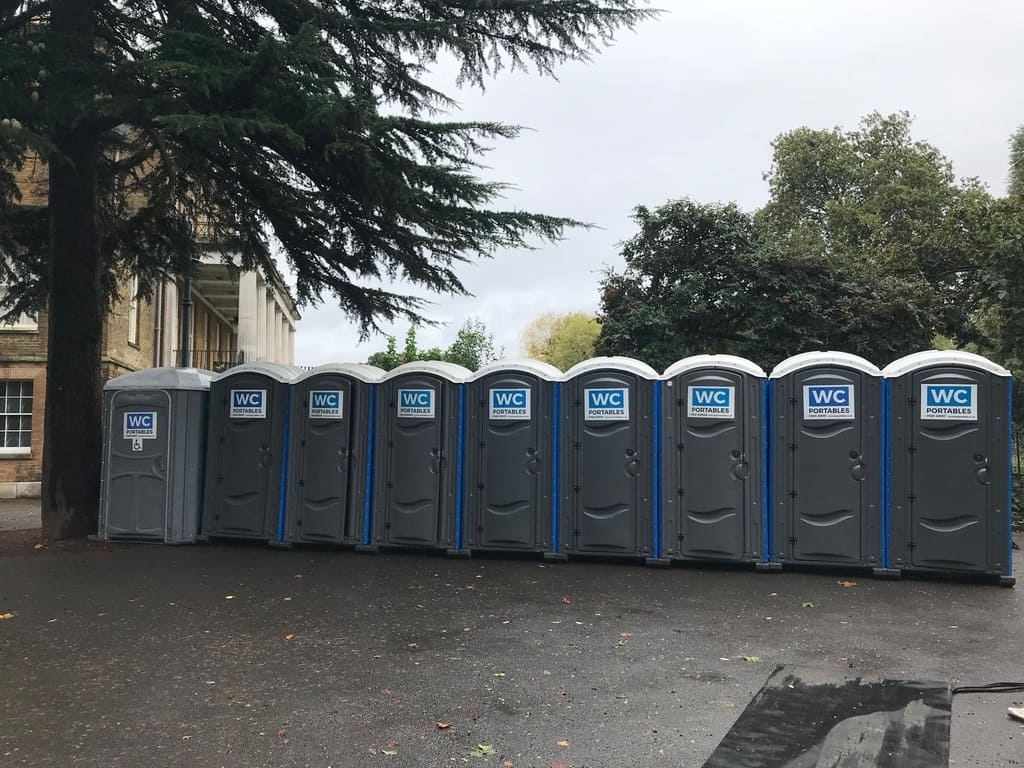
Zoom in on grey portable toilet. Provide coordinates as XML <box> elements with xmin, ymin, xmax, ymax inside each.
<box><xmin>555</xmin><ymin>357</ymin><xmax>658</xmax><ymax>560</ymax></box>
<box><xmin>883</xmin><ymin>351</ymin><xmax>1014</xmax><ymax>585</ymax></box>
<box><xmin>286</xmin><ymin>363</ymin><xmax>384</xmax><ymax>546</ymax></box>
<box><xmin>659</xmin><ymin>355</ymin><xmax>766</xmax><ymax>566</ymax></box>
<box><xmin>202</xmin><ymin>362</ymin><xmax>302</xmax><ymax>542</ymax></box>
<box><xmin>770</xmin><ymin>352</ymin><xmax>883</xmax><ymax>571</ymax></box>
<box><xmin>98</xmin><ymin>367</ymin><xmax>213</xmax><ymax>543</ymax></box>
<box><xmin>464</xmin><ymin>359</ymin><xmax>561</xmax><ymax>554</ymax></box>
<box><xmin>369</xmin><ymin>361</ymin><xmax>472</xmax><ymax>553</ymax></box>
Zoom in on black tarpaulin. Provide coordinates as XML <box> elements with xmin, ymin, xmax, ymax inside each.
<box><xmin>702</xmin><ymin>666</ymin><xmax>952</xmax><ymax>768</ymax></box>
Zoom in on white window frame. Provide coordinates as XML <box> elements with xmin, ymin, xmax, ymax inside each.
<box><xmin>0</xmin><ymin>380</ymin><xmax>33</xmax><ymax>456</ymax></box>
<box><xmin>0</xmin><ymin>286</ymin><xmax>38</xmax><ymax>332</ymax></box>
<box><xmin>127</xmin><ymin>275</ymin><xmax>140</xmax><ymax>346</ymax></box>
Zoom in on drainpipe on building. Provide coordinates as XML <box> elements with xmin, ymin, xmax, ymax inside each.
<box><xmin>179</xmin><ymin>276</ymin><xmax>192</xmax><ymax>367</ymax></box>
<box><xmin>153</xmin><ymin>280</ymin><xmax>163</xmax><ymax>367</ymax></box>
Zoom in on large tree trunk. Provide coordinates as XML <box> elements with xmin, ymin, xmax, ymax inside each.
<box><xmin>40</xmin><ymin>0</ymin><xmax>103</xmax><ymax>539</ymax></box>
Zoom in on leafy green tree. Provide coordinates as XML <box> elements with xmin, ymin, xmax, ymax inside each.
<box><xmin>1010</xmin><ymin>126</ymin><xmax>1024</xmax><ymax>199</ymax></box>
<box><xmin>597</xmin><ymin>199</ymin><xmax>935</xmax><ymax>372</ymax></box>
<box><xmin>0</xmin><ymin>0</ymin><xmax>655</xmax><ymax>537</ymax></box>
<box><xmin>367</xmin><ymin>319</ymin><xmax>500</xmax><ymax>372</ymax></box>
<box><xmin>521</xmin><ymin>312</ymin><xmax>600</xmax><ymax>371</ymax></box>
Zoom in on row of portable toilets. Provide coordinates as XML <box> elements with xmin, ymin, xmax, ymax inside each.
<box><xmin>98</xmin><ymin>350</ymin><xmax>1016</xmax><ymax>585</ymax></box>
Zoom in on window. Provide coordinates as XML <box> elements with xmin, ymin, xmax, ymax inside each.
<box><xmin>0</xmin><ymin>286</ymin><xmax>38</xmax><ymax>331</ymax></box>
<box><xmin>0</xmin><ymin>381</ymin><xmax>33</xmax><ymax>455</ymax></box>
<box><xmin>127</xmin><ymin>275</ymin><xmax>140</xmax><ymax>345</ymax></box>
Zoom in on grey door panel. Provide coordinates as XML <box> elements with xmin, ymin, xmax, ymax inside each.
<box><xmin>791</xmin><ymin>370</ymin><xmax>865</xmax><ymax>563</ymax></box>
<box><xmin>294</xmin><ymin>377</ymin><xmax>354</xmax><ymax>542</ymax></box>
<box><xmin>676</xmin><ymin>370</ymin><xmax>746</xmax><ymax>560</ymax></box>
<box><xmin>909</xmin><ymin>369</ymin><xmax>988</xmax><ymax>570</ymax></box>
<box><xmin>106</xmin><ymin>391</ymin><xmax>171</xmax><ymax>539</ymax></box>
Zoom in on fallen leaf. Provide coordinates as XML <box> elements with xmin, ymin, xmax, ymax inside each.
<box><xmin>493</xmin><ymin>672</ymin><xmax>506</xmax><ymax>677</ymax></box>
<box><xmin>382</xmin><ymin>749</ymin><xmax>397</xmax><ymax>756</ymax></box>
<box><xmin>224</xmin><ymin>595</ymin><xmax>235</xmax><ymax>600</ymax></box>
<box><xmin>838</xmin><ymin>580</ymin><xmax>858</xmax><ymax>588</ymax></box>
<box><xmin>277</xmin><ymin>728</ymin><xmax>287</xmax><ymax>738</ymax></box>
<box><xmin>503</xmin><ymin>761</ymin><xmax>514</xmax><ymax>768</ymax></box>
<box><xmin>465</xmin><ymin>585</ymin><xmax>476</xmax><ymax>590</ymax></box>
<box><xmin>561</xmin><ymin>597</ymin><xmax>571</xmax><ymax>605</ymax></box>
<box><xmin>469</xmin><ymin>744</ymin><xmax>496</xmax><ymax>757</ymax></box>
<box><xmin>620</xmin><ymin>632</ymin><xmax>633</xmax><ymax>638</ymax></box>
<box><xmin>437</xmin><ymin>722</ymin><xmax>452</xmax><ymax>730</ymax></box>
<box><xmin>0</xmin><ymin>613</ymin><xmax>13</xmax><ymax>620</ymax></box>
<box><xmin>739</xmin><ymin>655</ymin><xmax>761</xmax><ymax>663</ymax></box>
<box><xmin>283</xmin><ymin>597</ymin><xmax>292</xmax><ymax>602</ymax></box>
<box><xmin>284</xmin><ymin>633</ymin><xmax>295</xmax><ymax>641</ymax></box>
<box><xmin>556</xmin><ymin>739</ymin><xmax>569</xmax><ymax>747</ymax></box>
<box><xmin>33</xmin><ymin>543</ymin><xmax>44</xmax><ymax>549</ymax></box>
<box><xmin>801</xmin><ymin>602</ymin><xmax>815</xmax><ymax>608</ymax></box>
<box><xmin>382</xmin><ymin>689</ymin><xmax>392</xmax><ymax>696</ymax></box>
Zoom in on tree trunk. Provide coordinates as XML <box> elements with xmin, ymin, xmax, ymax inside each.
<box><xmin>40</xmin><ymin>0</ymin><xmax>103</xmax><ymax>539</ymax></box>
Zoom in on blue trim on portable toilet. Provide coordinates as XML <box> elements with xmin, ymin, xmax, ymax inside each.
<box><xmin>276</xmin><ymin>386</ymin><xmax>292</xmax><ymax>542</ymax></box>
<box><xmin>363</xmin><ymin>386</ymin><xmax>377</xmax><ymax>546</ymax></box>
<box><xmin>652</xmin><ymin>381</ymin><xmax>662</xmax><ymax>559</ymax></box>
<box><xmin>552</xmin><ymin>385</ymin><xmax>561</xmax><ymax>554</ymax></box>
<box><xmin>881</xmin><ymin>378</ymin><xmax>890</xmax><ymax>568</ymax></box>
<box><xmin>455</xmin><ymin>384</ymin><xmax>466</xmax><ymax>550</ymax></box>
<box><xmin>762</xmin><ymin>379</ymin><xmax>771</xmax><ymax>563</ymax></box>
<box><xmin>1009</xmin><ymin>381</ymin><xmax>1014</xmax><ymax>577</ymax></box>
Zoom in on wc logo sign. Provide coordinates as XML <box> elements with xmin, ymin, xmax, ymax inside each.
<box><xmin>309</xmin><ymin>390</ymin><xmax>343</xmax><ymax>420</ymax></box>
<box><xmin>123</xmin><ymin>411</ymin><xmax>157</xmax><ymax>440</ymax></box>
<box><xmin>687</xmin><ymin>386</ymin><xmax>734</xmax><ymax>419</ymax></box>
<box><xmin>230</xmin><ymin>389</ymin><xmax>267</xmax><ymax>419</ymax></box>
<box><xmin>398</xmin><ymin>388</ymin><xmax>435</xmax><ymax>418</ymax></box>
<box><xmin>585</xmin><ymin>388</ymin><xmax>629</xmax><ymax>421</ymax></box>
<box><xmin>489</xmin><ymin>388</ymin><xmax>530</xmax><ymax>420</ymax></box>
<box><xmin>922</xmin><ymin>383</ymin><xmax>977</xmax><ymax>421</ymax></box>
<box><xmin>803</xmin><ymin>384</ymin><xmax>855</xmax><ymax>420</ymax></box>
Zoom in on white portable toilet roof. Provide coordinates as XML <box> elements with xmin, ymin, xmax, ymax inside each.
<box><xmin>881</xmin><ymin>350</ymin><xmax>1011</xmax><ymax>378</ymax></box>
<box><xmin>104</xmin><ymin>366</ymin><xmax>214</xmax><ymax>391</ymax></box>
<box><xmin>295</xmin><ymin>363</ymin><xmax>386</xmax><ymax>384</ymax></box>
<box><xmin>770</xmin><ymin>351</ymin><xmax>880</xmax><ymax>379</ymax></box>
<box><xmin>215</xmin><ymin>362</ymin><xmax>303</xmax><ymax>383</ymax></box>
<box><xmin>470</xmin><ymin>358</ymin><xmax>562</xmax><ymax>382</ymax></box>
<box><xmin>663</xmin><ymin>354</ymin><xmax>766</xmax><ymax>379</ymax></box>
<box><xmin>380</xmin><ymin>360</ymin><xmax>473</xmax><ymax>383</ymax></box>
<box><xmin>561</xmin><ymin>356</ymin><xmax>659</xmax><ymax>381</ymax></box>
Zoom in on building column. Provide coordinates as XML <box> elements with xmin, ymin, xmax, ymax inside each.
<box><xmin>237</xmin><ymin>271</ymin><xmax>260</xmax><ymax>364</ymax></box>
<box><xmin>162</xmin><ymin>279</ymin><xmax>179</xmax><ymax>366</ymax></box>
<box><xmin>288</xmin><ymin>326</ymin><xmax>295</xmax><ymax>365</ymax></box>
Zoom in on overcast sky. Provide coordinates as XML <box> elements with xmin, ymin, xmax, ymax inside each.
<box><xmin>292</xmin><ymin>0</ymin><xmax>1024</xmax><ymax>366</ymax></box>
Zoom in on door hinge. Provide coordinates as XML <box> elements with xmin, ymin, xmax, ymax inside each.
<box><xmin>573</xmin><ymin>484</ymin><xmax>581</xmax><ymax>493</ymax></box>
<box><xmin>788</xmin><ymin>443</ymin><xmax>797</xmax><ymax>452</ymax></box>
<box><xmin>789</xmin><ymin>490</ymin><xmax>798</xmax><ymax>498</ymax></box>
<box><xmin>788</xmin><ymin>536</ymin><xmax>798</xmax><ymax>544</ymax></box>
<box><xmin>906</xmin><ymin>493</ymin><xmax>916</xmax><ymax>502</ymax></box>
<box><xmin>907</xmin><ymin>445</ymin><xmax>916</xmax><ymax>454</ymax></box>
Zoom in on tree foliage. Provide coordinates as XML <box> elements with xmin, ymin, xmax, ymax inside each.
<box><xmin>0</xmin><ymin>0</ymin><xmax>655</xmax><ymax>537</ymax></box>
<box><xmin>521</xmin><ymin>311</ymin><xmax>600</xmax><ymax>371</ymax></box>
<box><xmin>367</xmin><ymin>318</ymin><xmax>500</xmax><ymax>372</ymax></box>
<box><xmin>598</xmin><ymin>113</ymin><xmax>1000</xmax><ymax>372</ymax></box>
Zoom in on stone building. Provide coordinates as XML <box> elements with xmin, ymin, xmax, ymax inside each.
<box><xmin>0</xmin><ymin>161</ymin><xmax>300</xmax><ymax>498</ymax></box>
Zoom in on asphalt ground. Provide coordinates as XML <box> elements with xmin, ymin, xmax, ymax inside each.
<box><xmin>1</xmin><ymin>536</ymin><xmax>1022</xmax><ymax>768</ymax></box>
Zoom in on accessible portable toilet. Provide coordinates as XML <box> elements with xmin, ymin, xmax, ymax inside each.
<box><xmin>555</xmin><ymin>357</ymin><xmax>658</xmax><ymax>560</ymax></box>
<box><xmin>883</xmin><ymin>351</ymin><xmax>1014</xmax><ymax>585</ymax></box>
<box><xmin>368</xmin><ymin>361</ymin><xmax>472</xmax><ymax>553</ymax></box>
<box><xmin>464</xmin><ymin>359</ymin><xmax>561</xmax><ymax>554</ymax></box>
<box><xmin>285</xmin><ymin>363</ymin><xmax>384</xmax><ymax>546</ymax></box>
<box><xmin>659</xmin><ymin>355</ymin><xmax>766</xmax><ymax>565</ymax></box>
<box><xmin>770</xmin><ymin>352</ymin><xmax>883</xmax><ymax>571</ymax></box>
<box><xmin>98</xmin><ymin>367</ymin><xmax>213</xmax><ymax>543</ymax></box>
<box><xmin>202</xmin><ymin>362</ymin><xmax>301</xmax><ymax>542</ymax></box>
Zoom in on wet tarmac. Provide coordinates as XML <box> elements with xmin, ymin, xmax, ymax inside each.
<box><xmin>1</xmin><ymin>542</ymin><xmax>1022</xmax><ymax>767</ymax></box>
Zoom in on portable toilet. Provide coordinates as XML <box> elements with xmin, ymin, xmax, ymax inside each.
<box><xmin>202</xmin><ymin>362</ymin><xmax>302</xmax><ymax>542</ymax></box>
<box><xmin>463</xmin><ymin>359</ymin><xmax>561</xmax><ymax>554</ymax></box>
<box><xmin>883</xmin><ymin>351</ymin><xmax>1014</xmax><ymax>585</ymax></box>
<box><xmin>285</xmin><ymin>363</ymin><xmax>384</xmax><ymax>546</ymax></box>
<box><xmin>555</xmin><ymin>357</ymin><xmax>658</xmax><ymax>561</ymax></box>
<box><xmin>368</xmin><ymin>361</ymin><xmax>472</xmax><ymax>553</ymax></box>
<box><xmin>98</xmin><ymin>367</ymin><xmax>213</xmax><ymax>543</ymax></box>
<box><xmin>659</xmin><ymin>355</ymin><xmax>766</xmax><ymax>566</ymax></box>
<box><xmin>770</xmin><ymin>352</ymin><xmax>883</xmax><ymax>572</ymax></box>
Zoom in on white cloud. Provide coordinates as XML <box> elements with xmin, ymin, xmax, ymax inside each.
<box><xmin>293</xmin><ymin>0</ymin><xmax>1024</xmax><ymax>365</ymax></box>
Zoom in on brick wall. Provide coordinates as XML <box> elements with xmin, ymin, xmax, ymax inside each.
<box><xmin>102</xmin><ymin>278</ymin><xmax>157</xmax><ymax>374</ymax></box>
